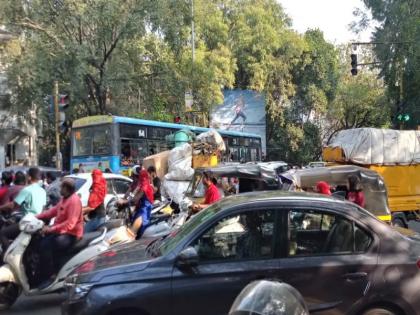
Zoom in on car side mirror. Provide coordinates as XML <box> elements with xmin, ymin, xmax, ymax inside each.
<box><xmin>176</xmin><ymin>247</ymin><xmax>199</xmax><ymax>269</ymax></box>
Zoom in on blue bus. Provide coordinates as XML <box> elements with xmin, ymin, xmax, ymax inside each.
<box><xmin>70</xmin><ymin>115</ymin><xmax>262</xmax><ymax>174</ymax></box>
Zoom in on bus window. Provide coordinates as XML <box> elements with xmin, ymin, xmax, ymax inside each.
<box><xmin>239</xmin><ymin>147</ymin><xmax>246</xmax><ymax>161</ymax></box>
<box><xmin>120</xmin><ymin>124</ymin><xmax>147</xmax><ymax>139</ymax></box>
<box><xmin>72</xmin><ymin>125</ymin><xmax>112</xmax><ymax>156</ymax></box>
<box><xmin>230</xmin><ymin>147</ymin><xmax>239</xmax><ymax>162</ymax></box>
<box><xmin>251</xmin><ymin>148</ymin><xmax>258</xmax><ymax>162</ymax></box>
<box><xmin>148</xmin><ymin>140</ymin><xmax>171</xmax><ymax>156</ymax></box>
<box><xmin>148</xmin><ymin>127</ymin><xmax>173</xmax><ymax>140</ymax></box>
<box><xmin>120</xmin><ymin>139</ymin><xmax>148</xmax><ymax>167</ymax></box>
<box><xmin>93</xmin><ymin>128</ymin><xmax>112</xmax><ymax>155</ymax></box>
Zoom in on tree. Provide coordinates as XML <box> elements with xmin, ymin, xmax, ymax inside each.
<box><xmin>357</xmin><ymin>0</ymin><xmax>420</xmax><ymax>128</ymax></box>
<box><xmin>0</xmin><ymin>0</ymin><xmax>153</xmax><ymax>115</ymax></box>
<box><xmin>264</xmin><ymin>29</ymin><xmax>340</xmax><ymax>164</ymax></box>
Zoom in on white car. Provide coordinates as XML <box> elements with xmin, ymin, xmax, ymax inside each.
<box><xmin>47</xmin><ymin>173</ymin><xmax>132</xmax><ymax>211</ymax></box>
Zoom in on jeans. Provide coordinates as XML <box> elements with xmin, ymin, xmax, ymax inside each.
<box><xmin>39</xmin><ymin>233</ymin><xmax>76</xmax><ymax>281</ymax></box>
<box><xmin>84</xmin><ymin>216</ymin><xmax>106</xmax><ymax>233</ymax></box>
<box><xmin>132</xmin><ymin>199</ymin><xmax>152</xmax><ymax>239</ymax></box>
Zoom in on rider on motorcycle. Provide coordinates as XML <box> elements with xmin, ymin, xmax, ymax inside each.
<box><xmin>36</xmin><ymin>178</ymin><xmax>83</xmax><ymax>288</ymax></box>
<box><xmin>8</xmin><ymin>171</ymin><xmax>26</xmax><ymax>203</ymax></box>
<box><xmin>0</xmin><ymin>171</ymin><xmax>13</xmax><ymax>206</ymax></box>
<box><xmin>82</xmin><ymin>169</ymin><xmax>107</xmax><ymax>233</ymax></box>
<box><xmin>0</xmin><ymin>168</ymin><xmax>46</xmax><ymax>250</ymax></box>
<box><xmin>118</xmin><ymin>169</ymin><xmax>154</xmax><ymax>238</ymax></box>
<box><xmin>123</xmin><ymin>165</ymin><xmax>141</xmax><ymax>199</ymax></box>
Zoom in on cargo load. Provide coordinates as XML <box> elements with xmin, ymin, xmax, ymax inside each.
<box><xmin>142</xmin><ymin>151</ymin><xmax>170</xmax><ymax>179</ymax></box>
<box><xmin>322</xmin><ymin>128</ymin><xmax>420</xmax><ymax>228</ymax></box>
<box><xmin>324</xmin><ymin>128</ymin><xmax>420</xmax><ymax>165</ymax></box>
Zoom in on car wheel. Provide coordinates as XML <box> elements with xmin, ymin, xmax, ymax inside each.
<box><xmin>363</xmin><ymin>307</ymin><xmax>398</xmax><ymax>315</ymax></box>
<box><xmin>392</xmin><ymin>218</ymin><xmax>406</xmax><ymax>228</ymax></box>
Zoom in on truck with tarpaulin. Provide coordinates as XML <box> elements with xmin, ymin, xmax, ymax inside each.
<box><xmin>323</xmin><ymin>128</ymin><xmax>420</xmax><ymax>227</ymax></box>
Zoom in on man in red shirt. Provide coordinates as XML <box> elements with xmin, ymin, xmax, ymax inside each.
<box><xmin>192</xmin><ymin>172</ymin><xmax>221</xmax><ymax>213</ymax></box>
<box><xmin>36</xmin><ymin>179</ymin><xmax>83</xmax><ymax>288</ymax></box>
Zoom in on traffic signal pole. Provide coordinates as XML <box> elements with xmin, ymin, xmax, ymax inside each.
<box><xmin>54</xmin><ymin>81</ymin><xmax>62</xmax><ymax>170</ymax></box>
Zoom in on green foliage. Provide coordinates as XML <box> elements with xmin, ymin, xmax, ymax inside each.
<box><xmin>360</xmin><ymin>0</ymin><xmax>420</xmax><ymax>128</ymax></box>
<box><xmin>0</xmin><ymin>0</ymin><xmax>397</xmax><ymax>166</ymax></box>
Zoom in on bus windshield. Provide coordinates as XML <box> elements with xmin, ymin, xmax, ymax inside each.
<box><xmin>72</xmin><ymin>125</ymin><xmax>113</xmax><ymax>157</ymax></box>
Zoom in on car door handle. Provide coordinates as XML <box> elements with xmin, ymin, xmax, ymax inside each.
<box><xmin>342</xmin><ymin>272</ymin><xmax>368</xmax><ymax>281</ymax></box>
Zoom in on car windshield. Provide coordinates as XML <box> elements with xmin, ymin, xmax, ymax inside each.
<box><xmin>159</xmin><ymin>203</ymin><xmax>222</xmax><ymax>255</ymax></box>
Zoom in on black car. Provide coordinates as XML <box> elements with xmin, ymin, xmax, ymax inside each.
<box><xmin>63</xmin><ymin>191</ymin><xmax>420</xmax><ymax>315</ymax></box>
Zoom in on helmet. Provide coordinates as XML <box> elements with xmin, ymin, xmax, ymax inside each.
<box><xmin>229</xmin><ymin>280</ymin><xmax>309</xmax><ymax>315</ymax></box>
<box><xmin>131</xmin><ymin>165</ymin><xmax>141</xmax><ymax>177</ymax></box>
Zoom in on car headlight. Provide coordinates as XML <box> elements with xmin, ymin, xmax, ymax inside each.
<box><xmin>68</xmin><ymin>283</ymin><xmax>93</xmax><ymax>301</ymax></box>
<box><xmin>65</xmin><ymin>276</ymin><xmax>93</xmax><ymax>301</ymax></box>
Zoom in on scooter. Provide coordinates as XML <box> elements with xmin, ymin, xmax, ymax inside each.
<box><xmin>0</xmin><ymin>214</ymin><xmax>134</xmax><ymax>310</ymax></box>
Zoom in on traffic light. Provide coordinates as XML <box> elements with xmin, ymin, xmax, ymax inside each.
<box><xmin>351</xmin><ymin>54</ymin><xmax>358</xmax><ymax>76</ymax></box>
<box><xmin>58</xmin><ymin>94</ymin><xmax>69</xmax><ymax>133</ymax></box>
<box><xmin>44</xmin><ymin>95</ymin><xmax>54</xmax><ymax>121</ymax></box>
<box><xmin>174</xmin><ymin>116</ymin><xmax>181</xmax><ymax>124</ymax></box>
<box><xmin>59</xmin><ymin>94</ymin><xmax>69</xmax><ymax>110</ymax></box>
<box><xmin>397</xmin><ymin>114</ymin><xmax>410</xmax><ymax>122</ymax></box>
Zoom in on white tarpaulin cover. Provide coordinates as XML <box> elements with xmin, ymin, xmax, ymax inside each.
<box><xmin>165</xmin><ymin>143</ymin><xmax>194</xmax><ymax>180</ymax></box>
<box><xmin>161</xmin><ymin>180</ymin><xmax>190</xmax><ymax>205</ymax></box>
<box><xmin>327</xmin><ymin>128</ymin><xmax>420</xmax><ymax>165</ymax></box>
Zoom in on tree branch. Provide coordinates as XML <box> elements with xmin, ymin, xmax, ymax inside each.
<box><xmin>13</xmin><ymin>18</ymin><xmax>65</xmax><ymax>50</ymax></box>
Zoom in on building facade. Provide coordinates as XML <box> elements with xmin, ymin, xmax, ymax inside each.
<box><xmin>0</xmin><ymin>29</ymin><xmax>38</xmax><ymax>169</ymax></box>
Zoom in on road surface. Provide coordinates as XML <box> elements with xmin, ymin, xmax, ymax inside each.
<box><xmin>3</xmin><ymin>294</ymin><xmax>64</xmax><ymax>315</ymax></box>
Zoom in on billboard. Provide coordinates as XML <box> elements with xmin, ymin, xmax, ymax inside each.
<box><xmin>210</xmin><ymin>89</ymin><xmax>266</xmax><ymax>154</ymax></box>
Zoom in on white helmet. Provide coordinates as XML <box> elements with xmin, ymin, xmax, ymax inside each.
<box><xmin>131</xmin><ymin>165</ymin><xmax>141</xmax><ymax>176</ymax></box>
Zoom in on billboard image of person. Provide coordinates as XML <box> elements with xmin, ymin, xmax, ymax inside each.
<box><xmin>228</xmin><ymin>95</ymin><xmax>247</xmax><ymax>129</ymax></box>
<box><xmin>211</xmin><ymin>89</ymin><xmax>266</xmax><ymax>154</ymax></box>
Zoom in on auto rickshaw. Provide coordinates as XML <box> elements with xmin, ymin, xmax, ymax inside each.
<box><xmin>186</xmin><ymin>163</ymin><xmax>286</xmax><ymax>204</ymax></box>
<box><xmin>279</xmin><ymin>165</ymin><xmax>391</xmax><ymax>223</ymax></box>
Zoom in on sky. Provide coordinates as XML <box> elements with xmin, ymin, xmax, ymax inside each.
<box><xmin>279</xmin><ymin>0</ymin><xmax>374</xmax><ymax>44</ymax></box>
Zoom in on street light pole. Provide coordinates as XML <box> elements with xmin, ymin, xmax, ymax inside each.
<box><xmin>189</xmin><ymin>0</ymin><xmax>196</xmax><ymax>125</ymax></box>
<box><xmin>191</xmin><ymin>0</ymin><xmax>195</xmax><ymax>64</ymax></box>
<box><xmin>53</xmin><ymin>81</ymin><xmax>62</xmax><ymax>170</ymax></box>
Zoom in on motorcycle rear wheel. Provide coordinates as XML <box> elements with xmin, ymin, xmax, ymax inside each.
<box><xmin>0</xmin><ymin>282</ymin><xmax>21</xmax><ymax>310</ymax></box>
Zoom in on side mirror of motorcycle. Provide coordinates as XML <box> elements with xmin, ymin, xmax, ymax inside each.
<box><xmin>175</xmin><ymin>247</ymin><xmax>199</xmax><ymax>269</ymax></box>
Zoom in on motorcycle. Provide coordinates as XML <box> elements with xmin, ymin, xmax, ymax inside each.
<box><xmin>0</xmin><ymin>211</ymin><xmax>25</xmax><ymax>259</ymax></box>
<box><xmin>107</xmin><ymin>194</ymin><xmax>190</xmax><ymax>239</ymax></box>
<box><xmin>0</xmin><ymin>214</ymin><xmax>134</xmax><ymax>310</ymax></box>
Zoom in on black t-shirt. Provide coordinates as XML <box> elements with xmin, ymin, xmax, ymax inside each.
<box><xmin>153</xmin><ymin>177</ymin><xmax>161</xmax><ymax>200</ymax></box>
